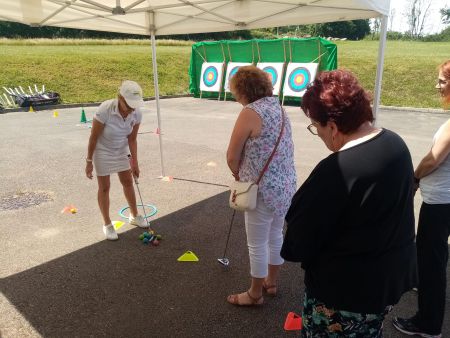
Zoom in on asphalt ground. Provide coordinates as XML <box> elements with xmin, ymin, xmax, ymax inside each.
<box><xmin>0</xmin><ymin>97</ymin><xmax>449</xmax><ymax>338</ymax></box>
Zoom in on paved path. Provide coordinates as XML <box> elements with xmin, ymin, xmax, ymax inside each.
<box><xmin>0</xmin><ymin>98</ymin><xmax>448</xmax><ymax>337</ymax></box>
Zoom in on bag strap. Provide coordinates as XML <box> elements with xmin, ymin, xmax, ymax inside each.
<box><xmin>256</xmin><ymin>108</ymin><xmax>285</xmax><ymax>185</ymax></box>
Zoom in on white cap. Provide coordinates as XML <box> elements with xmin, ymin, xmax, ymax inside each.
<box><xmin>119</xmin><ymin>80</ymin><xmax>144</xmax><ymax>109</ymax></box>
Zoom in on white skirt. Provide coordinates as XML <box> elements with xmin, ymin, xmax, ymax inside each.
<box><xmin>93</xmin><ymin>149</ymin><xmax>130</xmax><ymax>176</ymax></box>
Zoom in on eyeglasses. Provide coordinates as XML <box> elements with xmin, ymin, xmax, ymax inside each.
<box><xmin>437</xmin><ymin>79</ymin><xmax>448</xmax><ymax>87</ymax></box>
<box><xmin>307</xmin><ymin>123</ymin><xmax>318</xmax><ymax>135</ymax></box>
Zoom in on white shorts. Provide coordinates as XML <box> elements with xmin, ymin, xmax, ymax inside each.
<box><xmin>93</xmin><ymin>149</ymin><xmax>130</xmax><ymax>176</ymax></box>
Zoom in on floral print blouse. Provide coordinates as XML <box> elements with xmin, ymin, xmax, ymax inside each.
<box><xmin>239</xmin><ymin>96</ymin><xmax>297</xmax><ymax>217</ymax></box>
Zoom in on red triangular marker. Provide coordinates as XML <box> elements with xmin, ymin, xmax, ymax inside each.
<box><xmin>284</xmin><ymin>311</ymin><xmax>302</xmax><ymax>331</ymax></box>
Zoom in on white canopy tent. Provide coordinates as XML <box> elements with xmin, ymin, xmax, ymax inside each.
<box><xmin>1</xmin><ymin>0</ymin><xmax>390</xmax><ymax>176</ymax></box>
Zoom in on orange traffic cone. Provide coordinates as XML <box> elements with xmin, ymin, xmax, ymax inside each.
<box><xmin>284</xmin><ymin>312</ymin><xmax>302</xmax><ymax>331</ymax></box>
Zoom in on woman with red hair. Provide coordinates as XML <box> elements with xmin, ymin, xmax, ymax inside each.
<box><xmin>393</xmin><ymin>60</ymin><xmax>450</xmax><ymax>338</ymax></box>
<box><xmin>281</xmin><ymin>70</ymin><xmax>417</xmax><ymax>337</ymax></box>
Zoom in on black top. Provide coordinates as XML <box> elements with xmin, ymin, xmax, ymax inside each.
<box><xmin>281</xmin><ymin>129</ymin><xmax>417</xmax><ymax>314</ymax></box>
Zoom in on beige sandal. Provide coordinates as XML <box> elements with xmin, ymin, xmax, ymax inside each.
<box><xmin>227</xmin><ymin>290</ymin><xmax>264</xmax><ymax>306</ymax></box>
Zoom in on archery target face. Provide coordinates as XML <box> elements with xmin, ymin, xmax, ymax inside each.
<box><xmin>257</xmin><ymin>62</ymin><xmax>284</xmax><ymax>96</ymax></box>
<box><xmin>224</xmin><ymin>62</ymin><xmax>252</xmax><ymax>92</ymax></box>
<box><xmin>283</xmin><ymin>63</ymin><xmax>318</xmax><ymax>97</ymax></box>
<box><xmin>200</xmin><ymin>62</ymin><xmax>224</xmax><ymax>92</ymax></box>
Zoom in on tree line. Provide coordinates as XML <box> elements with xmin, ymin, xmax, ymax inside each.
<box><xmin>1</xmin><ymin>2</ymin><xmax>449</xmax><ymax>42</ymax></box>
<box><xmin>0</xmin><ymin>20</ymin><xmax>370</xmax><ymax>41</ymax></box>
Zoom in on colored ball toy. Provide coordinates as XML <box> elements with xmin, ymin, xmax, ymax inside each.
<box><xmin>139</xmin><ymin>231</ymin><xmax>162</xmax><ymax>246</ymax></box>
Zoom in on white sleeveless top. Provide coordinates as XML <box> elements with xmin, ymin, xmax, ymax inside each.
<box><xmin>420</xmin><ymin>121</ymin><xmax>450</xmax><ymax>204</ymax></box>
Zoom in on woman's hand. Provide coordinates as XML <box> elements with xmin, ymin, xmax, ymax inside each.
<box><xmin>86</xmin><ymin>162</ymin><xmax>93</xmax><ymax>179</ymax></box>
<box><xmin>131</xmin><ymin>160</ymin><xmax>140</xmax><ymax>178</ymax></box>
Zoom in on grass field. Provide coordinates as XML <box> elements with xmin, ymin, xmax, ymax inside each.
<box><xmin>0</xmin><ymin>39</ymin><xmax>448</xmax><ymax>109</ymax></box>
<box><xmin>336</xmin><ymin>40</ymin><xmax>449</xmax><ymax>109</ymax></box>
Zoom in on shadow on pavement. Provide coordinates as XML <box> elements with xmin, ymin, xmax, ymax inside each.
<box><xmin>0</xmin><ymin>191</ymin><xmax>304</xmax><ymax>338</ymax></box>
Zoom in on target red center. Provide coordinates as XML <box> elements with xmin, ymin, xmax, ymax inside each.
<box><xmin>207</xmin><ymin>73</ymin><xmax>214</xmax><ymax>80</ymax></box>
<box><xmin>294</xmin><ymin>74</ymin><xmax>305</xmax><ymax>85</ymax></box>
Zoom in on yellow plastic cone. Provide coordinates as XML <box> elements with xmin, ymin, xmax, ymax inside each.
<box><xmin>177</xmin><ymin>251</ymin><xmax>199</xmax><ymax>262</ymax></box>
<box><xmin>29</xmin><ymin>106</ymin><xmax>34</xmax><ymax>113</ymax></box>
<box><xmin>112</xmin><ymin>221</ymin><xmax>125</xmax><ymax>230</ymax></box>
<box><xmin>53</xmin><ymin>111</ymin><xmax>59</xmax><ymax>117</ymax></box>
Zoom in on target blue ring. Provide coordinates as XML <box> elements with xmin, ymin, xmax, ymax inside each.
<box><xmin>227</xmin><ymin>66</ymin><xmax>241</xmax><ymax>89</ymax></box>
<box><xmin>263</xmin><ymin>66</ymin><xmax>278</xmax><ymax>85</ymax></box>
<box><xmin>229</xmin><ymin>66</ymin><xmax>240</xmax><ymax>78</ymax></box>
<box><xmin>288</xmin><ymin>67</ymin><xmax>311</xmax><ymax>92</ymax></box>
<box><xmin>203</xmin><ymin>66</ymin><xmax>218</xmax><ymax>87</ymax></box>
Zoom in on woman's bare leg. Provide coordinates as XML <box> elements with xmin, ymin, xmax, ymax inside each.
<box><xmin>118</xmin><ymin>170</ymin><xmax>138</xmax><ymax>217</ymax></box>
<box><xmin>97</xmin><ymin>175</ymin><xmax>111</xmax><ymax>225</ymax></box>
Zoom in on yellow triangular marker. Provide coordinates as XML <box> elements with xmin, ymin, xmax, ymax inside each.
<box><xmin>177</xmin><ymin>251</ymin><xmax>199</xmax><ymax>262</ymax></box>
<box><xmin>53</xmin><ymin>111</ymin><xmax>59</xmax><ymax>117</ymax></box>
<box><xmin>29</xmin><ymin>106</ymin><xmax>34</xmax><ymax>113</ymax></box>
<box><xmin>112</xmin><ymin>221</ymin><xmax>125</xmax><ymax>230</ymax></box>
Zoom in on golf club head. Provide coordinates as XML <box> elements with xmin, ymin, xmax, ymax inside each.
<box><xmin>217</xmin><ymin>258</ymin><xmax>230</xmax><ymax>266</ymax></box>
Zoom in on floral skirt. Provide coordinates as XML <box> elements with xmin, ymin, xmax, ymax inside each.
<box><xmin>301</xmin><ymin>290</ymin><xmax>392</xmax><ymax>338</ymax></box>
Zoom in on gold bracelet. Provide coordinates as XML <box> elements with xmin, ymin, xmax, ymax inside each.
<box><xmin>86</xmin><ymin>158</ymin><xmax>93</xmax><ymax>163</ymax></box>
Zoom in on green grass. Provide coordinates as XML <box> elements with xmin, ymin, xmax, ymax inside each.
<box><xmin>336</xmin><ymin>40</ymin><xmax>449</xmax><ymax>109</ymax></box>
<box><xmin>0</xmin><ymin>39</ymin><xmax>448</xmax><ymax>108</ymax></box>
<box><xmin>0</xmin><ymin>43</ymin><xmax>192</xmax><ymax>104</ymax></box>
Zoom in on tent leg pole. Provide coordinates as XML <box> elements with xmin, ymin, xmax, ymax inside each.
<box><xmin>150</xmin><ymin>31</ymin><xmax>165</xmax><ymax>177</ymax></box>
<box><xmin>373</xmin><ymin>15</ymin><xmax>388</xmax><ymax>124</ymax></box>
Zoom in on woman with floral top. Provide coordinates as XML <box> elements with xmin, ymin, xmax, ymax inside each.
<box><xmin>226</xmin><ymin>66</ymin><xmax>297</xmax><ymax>306</ymax></box>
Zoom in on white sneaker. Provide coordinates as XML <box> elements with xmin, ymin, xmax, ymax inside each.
<box><xmin>103</xmin><ymin>224</ymin><xmax>118</xmax><ymax>240</ymax></box>
<box><xmin>129</xmin><ymin>214</ymin><xmax>149</xmax><ymax>228</ymax></box>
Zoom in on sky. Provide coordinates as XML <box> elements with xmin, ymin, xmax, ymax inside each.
<box><xmin>389</xmin><ymin>0</ymin><xmax>449</xmax><ymax>34</ymax></box>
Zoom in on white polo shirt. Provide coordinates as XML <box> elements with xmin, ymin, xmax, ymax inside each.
<box><xmin>94</xmin><ymin>98</ymin><xmax>142</xmax><ymax>156</ymax></box>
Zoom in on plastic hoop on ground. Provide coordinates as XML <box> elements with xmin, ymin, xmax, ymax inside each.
<box><xmin>119</xmin><ymin>204</ymin><xmax>157</xmax><ymax>220</ymax></box>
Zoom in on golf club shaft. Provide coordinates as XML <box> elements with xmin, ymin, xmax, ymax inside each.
<box><xmin>128</xmin><ymin>154</ymin><xmax>149</xmax><ymax>227</ymax></box>
<box><xmin>134</xmin><ymin>179</ymin><xmax>149</xmax><ymax>227</ymax></box>
<box><xmin>222</xmin><ymin>209</ymin><xmax>236</xmax><ymax>258</ymax></box>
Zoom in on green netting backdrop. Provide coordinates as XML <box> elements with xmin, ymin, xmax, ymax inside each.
<box><xmin>188</xmin><ymin>37</ymin><xmax>337</xmax><ymax>105</ymax></box>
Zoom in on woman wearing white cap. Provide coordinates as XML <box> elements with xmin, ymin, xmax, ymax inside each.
<box><xmin>85</xmin><ymin>80</ymin><xmax>148</xmax><ymax>240</ymax></box>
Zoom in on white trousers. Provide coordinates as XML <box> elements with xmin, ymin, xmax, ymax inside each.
<box><xmin>244</xmin><ymin>195</ymin><xmax>285</xmax><ymax>278</ymax></box>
